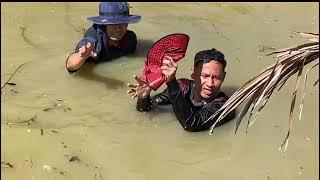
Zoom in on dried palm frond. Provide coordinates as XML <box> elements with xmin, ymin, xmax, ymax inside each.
<box><xmin>207</xmin><ymin>32</ymin><xmax>319</xmax><ymax>152</ymax></box>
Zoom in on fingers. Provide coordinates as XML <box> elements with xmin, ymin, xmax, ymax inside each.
<box><xmin>79</xmin><ymin>46</ymin><xmax>85</xmax><ymax>54</ymax></box>
<box><xmin>131</xmin><ymin>93</ymin><xmax>137</xmax><ymax>99</ymax></box>
<box><xmin>163</xmin><ymin>55</ymin><xmax>172</xmax><ymax>63</ymax></box>
<box><xmin>161</xmin><ymin>66</ymin><xmax>170</xmax><ymax>77</ymax></box>
<box><xmin>91</xmin><ymin>51</ymin><xmax>97</xmax><ymax>57</ymax></box>
<box><xmin>84</xmin><ymin>42</ymin><xmax>97</xmax><ymax>57</ymax></box>
<box><xmin>160</xmin><ymin>65</ymin><xmax>169</xmax><ymax>70</ymax></box>
<box><xmin>127</xmin><ymin>82</ymin><xmax>138</xmax><ymax>95</ymax></box>
<box><xmin>79</xmin><ymin>43</ymin><xmax>91</xmax><ymax>58</ymax></box>
<box><xmin>162</xmin><ymin>56</ymin><xmax>177</xmax><ymax>75</ymax></box>
<box><xmin>162</xmin><ymin>56</ymin><xmax>177</xmax><ymax>68</ymax></box>
<box><xmin>127</xmin><ymin>83</ymin><xmax>138</xmax><ymax>88</ymax></box>
<box><xmin>170</xmin><ymin>59</ymin><xmax>177</xmax><ymax>68</ymax></box>
<box><xmin>162</xmin><ymin>59</ymin><xmax>171</xmax><ymax>65</ymax></box>
<box><xmin>127</xmin><ymin>75</ymin><xmax>151</xmax><ymax>100</ymax></box>
<box><xmin>86</xmin><ymin>42</ymin><xmax>91</xmax><ymax>48</ymax></box>
<box><xmin>164</xmin><ymin>55</ymin><xmax>173</xmax><ymax>61</ymax></box>
<box><xmin>127</xmin><ymin>90</ymin><xmax>137</xmax><ymax>99</ymax></box>
<box><xmin>127</xmin><ymin>89</ymin><xmax>136</xmax><ymax>94</ymax></box>
<box><xmin>126</xmin><ymin>87</ymin><xmax>137</xmax><ymax>100</ymax></box>
<box><xmin>133</xmin><ymin>75</ymin><xmax>144</xmax><ymax>85</ymax></box>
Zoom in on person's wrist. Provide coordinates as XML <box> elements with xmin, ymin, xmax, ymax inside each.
<box><xmin>139</xmin><ymin>92</ymin><xmax>150</xmax><ymax>99</ymax></box>
<box><xmin>141</xmin><ymin>86</ymin><xmax>152</xmax><ymax>98</ymax></box>
<box><xmin>166</xmin><ymin>76</ymin><xmax>176</xmax><ymax>83</ymax></box>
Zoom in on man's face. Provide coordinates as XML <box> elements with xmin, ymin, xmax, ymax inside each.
<box><xmin>194</xmin><ymin>61</ymin><xmax>225</xmax><ymax>100</ymax></box>
<box><xmin>106</xmin><ymin>24</ymin><xmax>128</xmax><ymax>41</ymax></box>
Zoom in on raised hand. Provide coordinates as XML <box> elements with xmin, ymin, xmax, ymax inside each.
<box><xmin>127</xmin><ymin>75</ymin><xmax>152</xmax><ymax>99</ymax></box>
<box><xmin>161</xmin><ymin>55</ymin><xmax>178</xmax><ymax>82</ymax></box>
<box><xmin>78</xmin><ymin>42</ymin><xmax>97</xmax><ymax>59</ymax></box>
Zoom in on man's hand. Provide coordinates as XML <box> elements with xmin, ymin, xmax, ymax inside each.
<box><xmin>161</xmin><ymin>56</ymin><xmax>178</xmax><ymax>82</ymax></box>
<box><xmin>127</xmin><ymin>75</ymin><xmax>152</xmax><ymax>99</ymax></box>
<box><xmin>78</xmin><ymin>42</ymin><xmax>97</xmax><ymax>60</ymax></box>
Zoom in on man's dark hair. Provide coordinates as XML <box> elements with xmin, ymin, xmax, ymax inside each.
<box><xmin>194</xmin><ymin>48</ymin><xmax>226</xmax><ymax>70</ymax></box>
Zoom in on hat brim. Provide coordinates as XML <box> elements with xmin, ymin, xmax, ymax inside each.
<box><xmin>87</xmin><ymin>15</ymin><xmax>141</xmax><ymax>25</ymax></box>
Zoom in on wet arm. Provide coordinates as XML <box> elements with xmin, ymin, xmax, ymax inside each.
<box><xmin>66</xmin><ymin>28</ymin><xmax>97</xmax><ymax>73</ymax></box>
<box><xmin>65</xmin><ymin>52</ymin><xmax>88</xmax><ymax>72</ymax></box>
<box><xmin>136</xmin><ymin>88</ymin><xmax>171</xmax><ymax>111</ymax></box>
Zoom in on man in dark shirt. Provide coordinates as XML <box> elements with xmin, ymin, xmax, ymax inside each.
<box><xmin>127</xmin><ymin>48</ymin><xmax>235</xmax><ymax>132</ymax></box>
<box><xmin>66</xmin><ymin>2</ymin><xmax>141</xmax><ymax>73</ymax></box>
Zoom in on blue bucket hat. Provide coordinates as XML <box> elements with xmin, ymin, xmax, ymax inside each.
<box><xmin>87</xmin><ymin>2</ymin><xmax>141</xmax><ymax>25</ymax></box>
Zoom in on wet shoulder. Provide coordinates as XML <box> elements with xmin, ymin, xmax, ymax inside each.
<box><xmin>216</xmin><ymin>91</ymin><xmax>229</xmax><ymax>99</ymax></box>
<box><xmin>122</xmin><ymin>30</ymin><xmax>137</xmax><ymax>53</ymax></box>
<box><xmin>125</xmin><ymin>30</ymin><xmax>137</xmax><ymax>41</ymax></box>
<box><xmin>85</xmin><ymin>24</ymin><xmax>100</xmax><ymax>37</ymax></box>
<box><xmin>211</xmin><ymin>91</ymin><xmax>229</xmax><ymax>105</ymax></box>
<box><xmin>177</xmin><ymin>78</ymin><xmax>194</xmax><ymax>95</ymax></box>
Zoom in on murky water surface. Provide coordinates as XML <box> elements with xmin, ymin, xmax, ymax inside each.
<box><xmin>1</xmin><ymin>2</ymin><xmax>319</xmax><ymax>180</ymax></box>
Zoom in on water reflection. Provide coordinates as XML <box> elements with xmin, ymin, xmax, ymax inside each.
<box><xmin>131</xmin><ymin>39</ymin><xmax>155</xmax><ymax>58</ymax></box>
<box><xmin>72</xmin><ymin>38</ymin><xmax>156</xmax><ymax>89</ymax></box>
<box><xmin>19</xmin><ymin>26</ymin><xmax>41</xmax><ymax>48</ymax></box>
<box><xmin>2</xmin><ymin>3</ymin><xmax>318</xmax><ymax>180</ymax></box>
<box><xmin>75</xmin><ymin>62</ymin><xmax>125</xmax><ymax>89</ymax></box>
<box><xmin>63</xmin><ymin>2</ymin><xmax>85</xmax><ymax>35</ymax></box>
<box><xmin>221</xmin><ymin>85</ymin><xmax>239</xmax><ymax>97</ymax></box>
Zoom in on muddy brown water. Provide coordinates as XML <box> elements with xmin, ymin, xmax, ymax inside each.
<box><xmin>1</xmin><ymin>2</ymin><xmax>319</xmax><ymax>180</ymax></box>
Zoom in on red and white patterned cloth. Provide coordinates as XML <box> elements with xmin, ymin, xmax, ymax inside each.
<box><xmin>141</xmin><ymin>33</ymin><xmax>190</xmax><ymax>90</ymax></box>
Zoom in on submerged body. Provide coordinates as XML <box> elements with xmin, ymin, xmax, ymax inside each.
<box><xmin>137</xmin><ymin>78</ymin><xmax>235</xmax><ymax>131</ymax></box>
<box><xmin>128</xmin><ymin>48</ymin><xmax>236</xmax><ymax>131</ymax></box>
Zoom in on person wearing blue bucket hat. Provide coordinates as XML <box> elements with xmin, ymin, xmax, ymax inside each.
<box><xmin>66</xmin><ymin>2</ymin><xmax>141</xmax><ymax>73</ymax></box>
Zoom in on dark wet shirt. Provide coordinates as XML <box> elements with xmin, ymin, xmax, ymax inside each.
<box><xmin>66</xmin><ymin>24</ymin><xmax>137</xmax><ymax>73</ymax></box>
<box><xmin>137</xmin><ymin>78</ymin><xmax>235</xmax><ymax>132</ymax></box>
